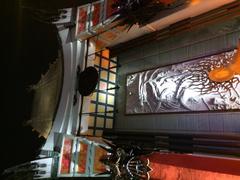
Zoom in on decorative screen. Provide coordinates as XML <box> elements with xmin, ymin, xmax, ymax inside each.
<box><xmin>77</xmin><ymin>142</ymin><xmax>88</xmax><ymax>174</ymax></box>
<box><xmin>126</xmin><ymin>49</ymin><xmax>240</xmax><ymax>114</ymax></box>
<box><xmin>85</xmin><ymin>49</ymin><xmax>117</xmax><ymax>136</ymax></box>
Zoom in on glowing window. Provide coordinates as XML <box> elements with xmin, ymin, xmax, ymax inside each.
<box><xmin>101</xmin><ymin>59</ymin><xmax>109</xmax><ymax>69</ymax></box>
<box><xmin>98</xmin><ymin>93</ymin><xmax>106</xmax><ymax>103</ymax></box>
<box><xmin>111</xmin><ymin>57</ymin><xmax>117</xmax><ymax>62</ymax></box>
<box><xmin>94</xmin><ymin>56</ymin><xmax>100</xmax><ymax>65</ymax></box>
<box><xmin>90</xmin><ymin>104</ymin><xmax>96</xmax><ymax>112</ymax></box>
<box><xmin>110</xmin><ymin>62</ymin><xmax>116</xmax><ymax>67</ymax></box>
<box><xmin>83</xmin><ymin>49</ymin><xmax>117</xmax><ymax>137</ymax></box>
<box><xmin>106</xmin><ymin>119</ymin><xmax>113</xmax><ymax>128</ymax></box>
<box><xmin>99</xmin><ymin>81</ymin><xmax>107</xmax><ymax>91</ymax></box>
<box><xmin>102</xmin><ymin>49</ymin><xmax>110</xmax><ymax>59</ymax></box>
<box><xmin>100</xmin><ymin>70</ymin><xmax>108</xmax><ymax>80</ymax></box>
<box><xmin>110</xmin><ymin>62</ymin><xmax>117</xmax><ymax>72</ymax></box>
<box><xmin>111</xmin><ymin>69</ymin><xmax>116</xmax><ymax>73</ymax></box>
<box><xmin>108</xmin><ymin>83</ymin><xmax>116</xmax><ymax>94</ymax></box>
<box><xmin>87</xmin><ymin>129</ymin><xmax>93</xmax><ymax>136</ymax></box>
<box><xmin>108</xmin><ymin>112</ymin><xmax>114</xmax><ymax>117</ymax></box>
<box><xmin>88</xmin><ymin>116</ymin><xmax>94</xmax><ymax>127</ymax></box>
<box><xmin>109</xmin><ymin>73</ymin><xmax>116</xmax><ymax>83</ymax></box>
<box><xmin>91</xmin><ymin>92</ymin><xmax>97</xmax><ymax>101</ymax></box>
<box><xmin>107</xmin><ymin>106</ymin><xmax>113</xmax><ymax>112</ymax></box>
<box><xmin>108</xmin><ymin>89</ymin><xmax>115</xmax><ymax>94</ymax></box>
<box><xmin>97</xmin><ymin>104</ymin><xmax>105</xmax><ymax>113</ymax></box>
<box><xmin>108</xmin><ymin>83</ymin><xmax>115</xmax><ymax>89</ymax></box>
<box><xmin>107</xmin><ymin>94</ymin><xmax>115</xmax><ymax>105</ymax></box>
<box><xmin>95</xmin><ymin>130</ymin><xmax>103</xmax><ymax>136</ymax></box>
<box><xmin>96</xmin><ymin>117</ymin><xmax>104</xmax><ymax>128</ymax></box>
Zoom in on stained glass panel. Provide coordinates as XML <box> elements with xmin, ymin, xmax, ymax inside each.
<box><xmin>98</xmin><ymin>93</ymin><xmax>106</xmax><ymax>103</ymax></box>
<box><xmin>106</xmin><ymin>119</ymin><xmax>113</xmax><ymax>128</ymax></box>
<box><xmin>96</xmin><ymin>117</ymin><xmax>104</xmax><ymax>128</ymax></box>
<box><xmin>109</xmin><ymin>73</ymin><xmax>116</xmax><ymax>83</ymax></box>
<box><xmin>100</xmin><ymin>71</ymin><xmax>108</xmax><ymax>80</ymax></box>
<box><xmin>60</xmin><ymin>138</ymin><xmax>73</xmax><ymax>174</ymax></box>
<box><xmin>107</xmin><ymin>95</ymin><xmax>115</xmax><ymax>105</ymax></box>
<box><xmin>101</xmin><ymin>59</ymin><xmax>109</xmax><ymax>69</ymax></box>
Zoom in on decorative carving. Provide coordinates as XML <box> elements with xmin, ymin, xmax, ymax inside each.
<box><xmin>99</xmin><ymin>142</ymin><xmax>152</xmax><ymax>180</ymax></box>
<box><xmin>126</xmin><ymin>49</ymin><xmax>240</xmax><ymax>114</ymax></box>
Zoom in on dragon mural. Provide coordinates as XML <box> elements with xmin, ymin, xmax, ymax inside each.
<box><xmin>126</xmin><ymin>49</ymin><xmax>240</xmax><ymax>114</ymax></box>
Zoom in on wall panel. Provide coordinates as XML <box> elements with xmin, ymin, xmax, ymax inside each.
<box><xmin>115</xmin><ymin>17</ymin><xmax>240</xmax><ymax>134</ymax></box>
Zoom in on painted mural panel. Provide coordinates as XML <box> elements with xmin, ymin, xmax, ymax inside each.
<box><xmin>77</xmin><ymin>142</ymin><xmax>88</xmax><ymax>174</ymax></box>
<box><xmin>126</xmin><ymin>49</ymin><xmax>240</xmax><ymax>114</ymax></box>
<box><xmin>76</xmin><ymin>5</ymin><xmax>89</xmax><ymax>36</ymax></box>
<box><xmin>93</xmin><ymin>146</ymin><xmax>108</xmax><ymax>174</ymax></box>
<box><xmin>60</xmin><ymin>138</ymin><xmax>73</xmax><ymax>174</ymax></box>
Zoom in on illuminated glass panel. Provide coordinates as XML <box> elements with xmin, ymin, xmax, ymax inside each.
<box><xmin>94</xmin><ymin>56</ymin><xmax>100</xmax><ymax>66</ymax></box>
<box><xmin>110</xmin><ymin>61</ymin><xmax>116</xmax><ymax>67</ymax></box>
<box><xmin>111</xmin><ymin>68</ymin><xmax>116</xmax><ymax>73</ymax></box>
<box><xmin>84</xmin><ymin>49</ymin><xmax>117</xmax><ymax>137</ymax></box>
<box><xmin>106</xmin><ymin>106</ymin><xmax>114</xmax><ymax>117</ymax></box>
<box><xmin>110</xmin><ymin>62</ymin><xmax>117</xmax><ymax>72</ymax></box>
<box><xmin>87</xmin><ymin>129</ymin><xmax>94</xmax><ymax>136</ymax></box>
<box><xmin>106</xmin><ymin>119</ymin><xmax>113</xmax><ymax>128</ymax></box>
<box><xmin>96</xmin><ymin>117</ymin><xmax>104</xmax><ymax>128</ymax></box>
<box><xmin>108</xmin><ymin>83</ymin><xmax>115</xmax><ymax>89</ymax></box>
<box><xmin>95</xmin><ymin>130</ymin><xmax>103</xmax><ymax>136</ymax></box>
<box><xmin>90</xmin><ymin>104</ymin><xmax>96</xmax><ymax>112</ymax></box>
<box><xmin>107</xmin><ymin>112</ymin><xmax>114</xmax><ymax>117</ymax></box>
<box><xmin>107</xmin><ymin>94</ymin><xmax>115</xmax><ymax>105</ymax></box>
<box><xmin>99</xmin><ymin>81</ymin><xmax>107</xmax><ymax>90</ymax></box>
<box><xmin>108</xmin><ymin>83</ymin><xmax>115</xmax><ymax>94</ymax></box>
<box><xmin>91</xmin><ymin>92</ymin><xmax>97</xmax><ymax>101</ymax></box>
<box><xmin>100</xmin><ymin>70</ymin><xmax>108</xmax><ymax>80</ymax></box>
<box><xmin>102</xmin><ymin>49</ymin><xmax>110</xmax><ymax>59</ymax></box>
<box><xmin>88</xmin><ymin>116</ymin><xmax>94</xmax><ymax>127</ymax></box>
<box><xmin>111</xmin><ymin>56</ymin><xmax>117</xmax><ymax>62</ymax></box>
<box><xmin>98</xmin><ymin>93</ymin><xmax>106</xmax><ymax>103</ymax></box>
<box><xmin>97</xmin><ymin>104</ymin><xmax>105</xmax><ymax>113</ymax></box>
<box><xmin>101</xmin><ymin>59</ymin><xmax>109</xmax><ymax>69</ymax></box>
<box><xmin>109</xmin><ymin>72</ymin><xmax>116</xmax><ymax>83</ymax></box>
<box><xmin>108</xmin><ymin>89</ymin><xmax>115</xmax><ymax>94</ymax></box>
<box><xmin>107</xmin><ymin>106</ymin><xmax>113</xmax><ymax>112</ymax></box>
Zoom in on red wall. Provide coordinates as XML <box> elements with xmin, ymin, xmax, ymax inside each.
<box><xmin>143</xmin><ymin>153</ymin><xmax>240</xmax><ymax>180</ymax></box>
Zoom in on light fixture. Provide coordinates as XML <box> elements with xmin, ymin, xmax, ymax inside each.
<box><xmin>208</xmin><ymin>41</ymin><xmax>240</xmax><ymax>82</ymax></box>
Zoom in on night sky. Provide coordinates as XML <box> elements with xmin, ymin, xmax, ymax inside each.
<box><xmin>2</xmin><ymin>0</ymin><xmax>59</xmax><ymax>174</ymax></box>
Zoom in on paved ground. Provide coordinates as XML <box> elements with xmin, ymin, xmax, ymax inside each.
<box><xmin>27</xmin><ymin>54</ymin><xmax>63</xmax><ymax>139</ymax></box>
